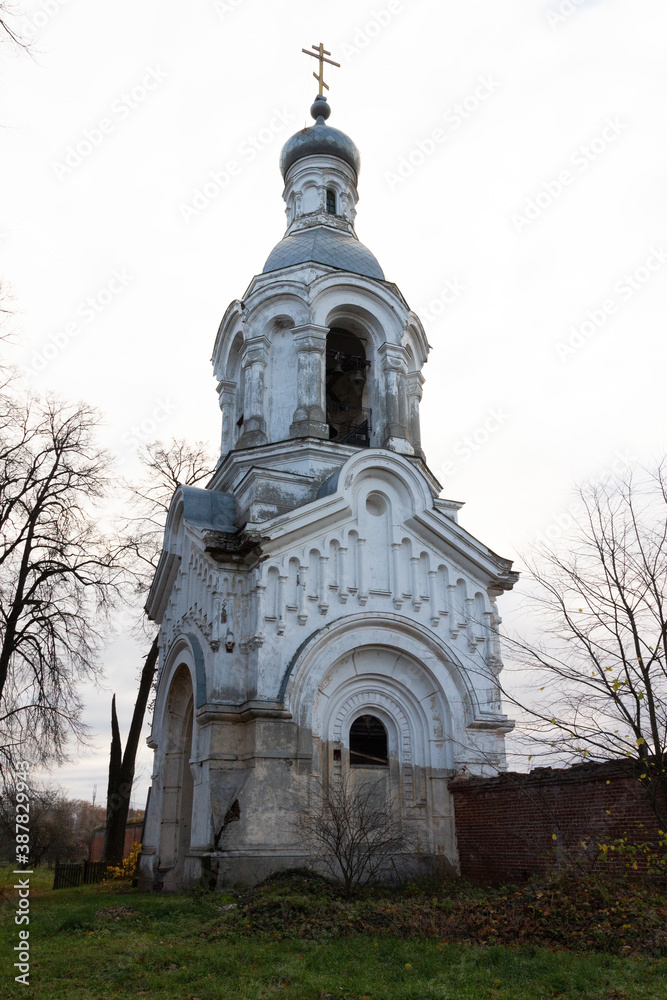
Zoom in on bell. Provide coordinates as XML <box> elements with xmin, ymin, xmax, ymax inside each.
<box><xmin>351</xmin><ymin>363</ymin><xmax>365</xmax><ymax>389</ymax></box>
<box><xmin>333</xmin><ymin>352</ymin><xmax>344</xmax><ymax>374</ymax></box>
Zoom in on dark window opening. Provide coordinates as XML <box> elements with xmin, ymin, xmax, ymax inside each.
<box><xmin>349</xmin><ymin>714</ymin><xmax>388</xmax><ymax>767</ymax></box>
<box><xmin>326</xmin><ymin>328</ymin><xmax>371</xmax><ymax>447</ymax></box>
<box><xmin>326</xmin><ymin>188</ymin><xmax>337</xmax><ymax>214</ymax></box>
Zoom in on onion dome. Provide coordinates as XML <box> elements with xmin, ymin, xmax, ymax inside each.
<box><xmin>262</xmin><ymin>226</ymin><xmax>384</xmax><ymax>280</ymax></box>
<box><xmin>279</xmin><ymin>95</ymin><xmax>361</xmax><ymax>180</ymax></box>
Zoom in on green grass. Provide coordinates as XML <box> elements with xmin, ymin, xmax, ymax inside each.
<box><xmin>1</xmin><ymin>866</ymin><xmax>666</xmax><ymax>1000</ymax></box>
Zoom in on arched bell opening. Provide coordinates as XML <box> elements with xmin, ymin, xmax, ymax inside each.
<box><xmin>325</xmin><ymin>327</ymin><xmax>371</xmax><ymax>447</ymax></box>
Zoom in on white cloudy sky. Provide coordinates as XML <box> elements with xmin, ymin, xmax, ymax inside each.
<box><xmin>1</xmin><ymin>0</ymin><xmax>666</xmax><ymax>802</ymax></box>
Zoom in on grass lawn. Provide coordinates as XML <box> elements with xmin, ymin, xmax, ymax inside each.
<box><xmin>1</xmin><ymin>866</ymin><xmax>666</xmax><ymax>1000</ymax></box>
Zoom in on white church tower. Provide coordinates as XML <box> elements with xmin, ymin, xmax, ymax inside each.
<box><xmin>138</xmin><ymin>66</ymin><xmax>518</xmax><ymax>890</ymax></box>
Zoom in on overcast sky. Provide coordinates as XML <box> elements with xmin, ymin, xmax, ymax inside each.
<box><xmin>2</xmin><ymin>0</ymin><xmax>666</xmax><ymax>803</ymax></box>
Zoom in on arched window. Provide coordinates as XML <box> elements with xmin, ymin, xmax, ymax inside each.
<box><xmin>326</xmin><ymin>188</ymin><xmax>337</xmax><ymax>214</ymax></box>
<box><xmin>349</xmin><ymin>714</ymin><xmax>388</xmax><ymax>766</ymax></box>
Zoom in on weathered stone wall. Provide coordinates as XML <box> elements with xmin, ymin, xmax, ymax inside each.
<box><xmin>449</xmin><ymin>760</ymin><xmax>664</xmax><ymax>883</ymax></box>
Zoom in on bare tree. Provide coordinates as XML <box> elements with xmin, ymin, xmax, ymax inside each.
<box><xmin>503</xmin><ymin>461</ymin><xmax>667</xmax><ymax>825</ymax></box>
<box><xmin>0</xmin><ymin>394</ymin><xmax>126</xmax><ymax>770</ymax></box>
<box><xmin>0</xmin><ymin>2</ymin><xmax>29</xmax><ymax>52</ymax></box>
<box><xmin>0</xmin><ymin>783</ymin><xmax>106</xmax><ymax>864</ymax></box>
<box><xmin>298</xmin><ymin>775</ymin><xmax>411</xmax><ymax>896</ymax></box>
<box><xmin>101</xmin><ymin>439</ymin><xmax>214</xmax><ymax>860</ymax></box>
<box><xmin>102</xmin><ymin>638</ymin><xmax>157</xmax><ymax>864</ymax></box>
<box><xmin>123</xmin><ymin>438</ymin><xmax>215</xmax><ymax>593</ymax></box>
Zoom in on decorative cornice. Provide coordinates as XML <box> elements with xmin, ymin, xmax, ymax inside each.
<box><xmin>196</xmin><ymin>700</ymin><xmax>293</xmax><ymax>724</ymax></box>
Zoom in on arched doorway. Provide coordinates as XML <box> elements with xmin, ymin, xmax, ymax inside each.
<box><xmin>158</xmin><ymin>665</ymin><xmax>195</xmax><ymax>884</ymax></box>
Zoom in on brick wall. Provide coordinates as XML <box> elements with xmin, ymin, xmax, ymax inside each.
<box><xmin>90</xmin><ymin>819</ymin><xmax>144</xmax><ymax>862</ymax></box>
<box><xmin>449</xmin><ymin>760</ymin><xmax>664</xmax><ymax>883</ymax></box>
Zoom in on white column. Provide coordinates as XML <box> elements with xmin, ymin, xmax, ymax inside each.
<box><xmin>297</xmin><ymin>565</ymin><xmax>308</xmax><ymax>624</ymax></box>
<box><xmin>448</xmin><ymin>583</ymin><xmax>459</xmax><ymax>638</ymax></box>
<box><xmin>290</xmin><ymin>324</ymin><xmax>329</xmax><ymax>439</ymax></box>
<box><xmin>357</xmin><ymin>539</ymin><xmax>368</xmax><ymax>605</ymax></box>
<box><xmin>391</xmin><ymin>542</ymin><xmax>403</xmax><ymax>610</ymax></box>
<box><xmin>428</xmin><ymin>570</ymin><xmax>440</xmax><ymax>626</ymax></box>
<box><xmin>237</xmin><ymin>336</ymin><xmax>270</xmax><ymax>448</ymax></box>
<box><xmin>277</xmin><ymin>574</ymin><xmax>287</xmax><ymax>635</ymax></box>
<box><xmin>318</xmin><ymin>555</ymin><xmax>329</xmax><ymax>614</ymax></box>
<box><xmin>378</xmin><ymin>343</ymin><xmax>413</xmax><ymax>454</ymax></box>
<box><xmin>405</xmin><ymin>372</ymin><xmax>425</xmax><ymax>459</ymax></box>
<box><xmin>338</xmin><ymin>546</ymin><xmax>348</xmax><ymax>604</ymax></box>
<box><xmin>410</xmin><ymin>556</ymin><xmax>422</xmax><ymax>611</ymax></box>
<box><xmin>217</xmin><ymin>379</ymin><xmax>237</xmax><ymax>455</ymax></box>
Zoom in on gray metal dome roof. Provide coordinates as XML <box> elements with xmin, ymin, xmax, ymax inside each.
<box><xmin>280</xmin><ymin>123</ymin><xmax>361</xmax><ymax>179</ymax></box>
<box><xmin>279</xmin><ymin>95</ymin><xmax>360</xmax><ymax>179</ymax></box>
<box><xmin>262</xmin><ymin>226</ymin><xmax>384</xmax><ymax>280</ymax></box>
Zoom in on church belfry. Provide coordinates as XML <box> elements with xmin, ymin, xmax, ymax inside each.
<box><xmin>210</xmin><ymin>85</ymin><xmax>429</xmax><ymax>514</ymax></box>
<box><xmin>139</xmin><ymin>54</ymin><xmax>518</xmax><ymax>891</ymax></box>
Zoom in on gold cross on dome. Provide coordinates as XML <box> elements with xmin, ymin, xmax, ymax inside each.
<box><xmin>301</xmin><ymin>42</ymin><xmax>340</xmax><ymax>94</ymax></box>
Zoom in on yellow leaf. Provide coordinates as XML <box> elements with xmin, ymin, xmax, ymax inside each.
<box><xmin>552</xmin><ymin>833</ymin><xmax>557</xmax><ymax>841</ymax></box>
<box><xmin>405</xmin><ymin>963</ymin><xmax>413</xmax><ymax>969</ymax></box>
<box><xmin>636</xmin><ymin>738</ymin><xmax>645</xmax><ymax>746</ymax></box>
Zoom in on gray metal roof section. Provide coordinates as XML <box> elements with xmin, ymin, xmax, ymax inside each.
<box><xmin>263</xmin><ymin>227</ymin><xmax>385</xmax><ymax>280</ymax></box>
<box><xmin>181</xmin><ymin>486</ymin><xmax>237</xmax><ymax>534</ymax></box>
<box><xmin>280</xmin><ymin>121</ymin><xmax>361</xmax><ymax>179</ymax></box>
<box><xmin>316</xmin><ymin>470</ymin><xmax>341</xmax><ymax>499</ymax></box>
